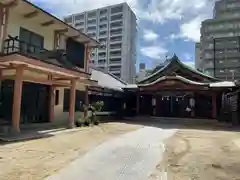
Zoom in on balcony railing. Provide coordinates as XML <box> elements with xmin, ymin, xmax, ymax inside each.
<box><xmin>2</xmin><ymin>37</ymin><xmax>67</xmax><ymax>65</ymax></box>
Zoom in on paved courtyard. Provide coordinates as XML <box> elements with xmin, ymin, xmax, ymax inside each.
<box><xmin>47</xmin><ymin>127</ymin><xmax>176</xmax><ymax>180</ymax></box>
<box><xmin>0</xmin><ymin>123</ymin><xmax>141</xmax><ymax>180</ymax></box>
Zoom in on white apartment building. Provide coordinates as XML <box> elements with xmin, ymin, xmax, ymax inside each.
<box><xmin>64</xmin><ymin>3</ymin><xmax>137</xmax><ymax>83</ymax></box>
<box><xmin>195</xmin><ymin>43</ymin><xmax>202</xmax><ymax>70</ymax></box>
<box><xmin>200</xmin><ymin>0</ymin><xmax>240</xmax><ymax>80</ymax></box>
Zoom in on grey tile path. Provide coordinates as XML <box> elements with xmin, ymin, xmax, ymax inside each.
<box><xmin>46</xmin><ymin>127</ymin><xmax>176</xmax><ymax>180</ymax></box>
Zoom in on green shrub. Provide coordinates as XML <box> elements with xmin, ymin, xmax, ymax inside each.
<box><xmin>75</xmin><ymin>118</ymin><xmax>85</xmax><ymax>127</ymax></box>
<box><xmin>84</xmin><ymin>118</ymin><xmax>90</xmax><ymax>126</ymax></box>
<box><xmin>92</xmin><ymin>101</ymin><xmax>104</xmax><ymax>112</ymax></box>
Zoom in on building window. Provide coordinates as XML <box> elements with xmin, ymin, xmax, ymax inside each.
<box><xmin>55</xmin><ymin>90</ymin><xmax>59</xmax><ymax>105</ymax></box>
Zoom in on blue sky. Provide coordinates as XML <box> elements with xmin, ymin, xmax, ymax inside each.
<box><xmin>29</xmin><ymin>0</ymin><xmax>217</xmax><ymax>71</ymax></box>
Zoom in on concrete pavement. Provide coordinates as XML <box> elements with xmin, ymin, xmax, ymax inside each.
<box><xmin>46</xmin><ymin>126</ymin><xmax>176</xmax><ymax>180</ymax></box>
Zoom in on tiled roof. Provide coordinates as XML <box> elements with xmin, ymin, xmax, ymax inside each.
<box><xmin>89</xmin><ymin>67</ymin><xmax>127</xmax><ymax>91</ymax></box>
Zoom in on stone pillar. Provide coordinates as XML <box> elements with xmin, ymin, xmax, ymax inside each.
<box><xmin>212</xmin><ymin>93</ymin><xmax>217</xmax><ymax>119</ymax></box>
<box><xmin>12</xmin><ymin>66</ymin><xmax>24</xmax><ymax>133</ymax></box>
<box><xmin>136</xmin><ymin>93</ymin><xmax>140</xmax><ymax>115</ymax></box>
<box><xmin>69</xmin><ymin>79</ymin><xmax>76</xmax><ymax>128</ymax></box>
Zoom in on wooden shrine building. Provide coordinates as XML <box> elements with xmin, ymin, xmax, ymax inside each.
<box><xmin>124</xmin><ymin>55</ymin><xmax>235</xmax><ymax>119</ymax></box>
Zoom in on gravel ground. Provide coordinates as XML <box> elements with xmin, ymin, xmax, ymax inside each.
<box><xmin>150</xmin><ymin>128</ymin><xmax>240</xmax><ymax>180</ymax></box>
<box><xmin>0</xmin><ymin>123</ymin><xmax>141</xmax><ymax>180</ymax></box>
<box><xmin>47</xmin><ymin>127</ymin><xmax>176</xmax><ymax>180</ymax></box>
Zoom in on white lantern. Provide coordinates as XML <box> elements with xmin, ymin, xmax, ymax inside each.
<box><xmin>152</xmin><ymin>98</ymin><xmax>156</xmax><ymax>106</ymax></box>
<box><xmin>189</xmin><ymin>98</ymin><xmax>195</xmax><ymax>107</ymax></box>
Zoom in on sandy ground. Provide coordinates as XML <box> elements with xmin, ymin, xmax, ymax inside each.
<box><xmin>150</xmin><ymin>128</ymin><xmax>240</xmax><ymax>180</ymax></box>
<box><xmin>0</xmin><ymin>123</ymin><xmax>141</xmax><ymax>180</ymax></box>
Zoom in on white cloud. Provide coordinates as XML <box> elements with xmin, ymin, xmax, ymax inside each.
<box><xmin>179</xmin><ymin>16</ymin><xmax>206</xmax><ymax>42</ymax></box>
<box><xmin>140</xmin><ymin>45</ymin><xmax>167</xmax><ymax>59</ymax></box>
<box><xmin>29</xmin><ymin>0</ymin><xmax>138</xmax><ymax>17</ymax></box>
<box><xmin>143</xmin><ymin>29</ymin><xmax>159</xmax><ymax>42</ymax></box>
<box><xmin>183</xmin><ymin>53</ymin><xmax>192</xmax><ymax>61</ymax></box>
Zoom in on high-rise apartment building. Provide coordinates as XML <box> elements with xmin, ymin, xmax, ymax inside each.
<box><xmin>64</xmin><ymin>3</ymin><xmax>137</xmax><ymax>83</ymax></box>
<box><xmin>200</xmin><ymin>0</ymin><xmax>240</xmax><ymax>80</ymax></box>
<box><xmin>195</xmin><ymin>43</ymin><xmax>202</xmax><ymax>70</ymax></box>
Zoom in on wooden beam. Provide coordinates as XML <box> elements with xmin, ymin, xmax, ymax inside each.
<box><xmin>55</xmin><ymin>28</ymin><xmax>68</xmax><ymax>34</ymax></box>
<box><xmin>23</xmin><ymin>11</ymin><xmax>38</xmax><ymax>18</ymax></box>
<box><xmin>53</xmin><ymin>77</ymin><xmax>77</xmax><ymax>81</ymax></box>
<box><xmin>2</xmin><ymin>0</ymin><xmax>18</xmax><ymax>8</ymax></box>
<box><xmin>41</xmin><ymin>20</ymin><xmax>55</xmax><ymax>26</ymax></box>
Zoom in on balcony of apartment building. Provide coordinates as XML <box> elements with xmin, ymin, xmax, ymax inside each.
<box><xmin>99</xmin><ymin>24</ymin><xmax>108</xmax><ymax>31</ymax></box>
<box><xmin>111</xmin><ymin>5</ymin><xmax>123</xmax><ymax>15</ymax></box>
<box><xmin>215</xmin><ymin>68</ymin><xmax>240</xmax><ymax>80</ymax></box>
<box><xmin>109</xmin><ymin>50</ymin><xmax>121</xmax><ymax>58</ymax></box>
<box><xmin>109</xmin><ymin>65</ymin><xmax>121</xmax><ymax>72</ymax></box>
<box><xmin>98</xmin><ymin>59</ymin><xmax>106</xmax><ymax>67</ymax></box>
<box><xmin>74</xmin><ymin>14</ymin><xmax>85</xmax><ymax>22</ymax></box>
<box><xmin>98</xmin><ymin>30</ymin><xmax>108</xmax><ymax>38</ymax></box>
<box><xmin>0</xmin><ymin>0</ymin><xmax>99</xmax><ymax>132</ymax></box>
<box><xmin>110</xmin><ymin>28</ymin><xmax>123</xmax><ymax>37</ymax></box>
<box><xmin>109</xmin><ymin>57</ymin><xmax>121</xmax><ymax>65</ymax></box>
<box><xmin>215</xmin><ymin>59</ymin><xmax>240</xmax><ymax>69</ymax></box>
<box><xmin>99</xmin><ymin>9</ymin><xmax>108</xmax><ymax>17</ymax></box>
<box><xmin>87</xmin><ymin>26</ymin><xmax>97</xmax><ymax>33</ymax></box>
<box><xmin>87</xmin><ymin>18</ymin><xmax>97</xmax><ymax>27</ymax></box>
<box><xmin>98</xmin><ymin>52</ymin><xmax>107</xmax><ymax>59</ymax></box>
<box><xmin>110</xmin><ymin>43</ymin><xmax>122</xmax><ymax>51</ymax></box>
<box><xmin>99</xmin><ymin>17</ymin><xmax>108</xmax><ymax>25</ymax></box>
<box><xmin>110</xmin><ymin>21</ymin><xmax>123</xmax><ymax>30</ymax></box>
<box><xmin>64</xmin><ymin>16</ymin><xmax>73</xmax><ymax>25</ymax></box>
<box><xmin>110</xmin><ymin>14</ymin><xmax>123</xmax><ymax>23</ymax></box>
<box><xmin>110</xmin><ymin>36</ymin><xmax>122</xmax><ymax>44</ymax></box>
<box><xmin>87</xmin><ymin>11</ymin><xmax>97</xmax><ymax>20</ymax></box>
<box><xmin>98</xmin><ymin>44</ymin><xmax>107</xmax><ymax>53</ymax></box>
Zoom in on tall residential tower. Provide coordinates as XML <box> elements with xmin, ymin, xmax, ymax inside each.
<box><xmin>64</xmin><ymin>3</ymin><xmax>137</xmax><ymax>83</ymax></box>
<box><xmin>200</xmin><ymin>0</ymin><xmax>240</xmax><ymax>80</ymax></box>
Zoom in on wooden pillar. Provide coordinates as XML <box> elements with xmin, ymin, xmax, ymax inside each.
<box><xmin>136</xmin><ymin>93</ymin><xmax>140</xmax><ymax>115</ymax></box>
<box><xmin>85</xmin><ymin>86</ymin><xmax>89</xmax><ymax>105</ymax></box>
<box><xmin>0</xmin><ymin>6</ymin><xmax>9</xmax><ymax>52</ymax></box>
<box><xmin>49</xmin><ymin>86</ymin><xmax>55</xmax><ymax>122</ymax></box>
<box><xmin>84</xmin><ymin>86</ymin><xmax>89</xmax><ymax>118</ymax></box>
<box><xmin>212</xmin><ymin>93</ymin><xmax>217</xmax><ymax>119</ymax></box>
<box><xmin>152</xmin><ymin>95</ymin><xmax>156</xmax><ymax>116</ymax></box>
<box><xmin>12</xmin><ymin>66</ymin><xmax>24</xmax><ymax>133</ymax></box>
<box><xmin>69</xmin><ymin>79</ymin><xmax>77</xmax><ymax>128</ymax></box>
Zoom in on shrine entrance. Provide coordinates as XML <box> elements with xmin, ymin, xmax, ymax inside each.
<box><xmin>155</xmin><ymin>94</ymin><xmax>187</xmax><ymax>118</ymax></box>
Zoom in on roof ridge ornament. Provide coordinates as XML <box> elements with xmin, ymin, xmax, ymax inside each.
<box><xmin>172</xmin><ymin>54</ymin><xmax>179</xmax><ymax>61</ymax></box>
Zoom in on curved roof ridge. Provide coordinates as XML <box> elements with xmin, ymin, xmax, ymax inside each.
<box><xmin>138</xmin><ymin>74</ymin><xmax>209</xmax><ymax>87</ymax></box>
<box><xmin>138</xmin><ymin>54</ymin><xmax>219</xmax><ymax>84</ymax></box>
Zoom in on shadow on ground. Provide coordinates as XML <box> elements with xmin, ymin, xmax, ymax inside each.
<box><xmin>102</xmin><ymin>117</ymin><xmax>240</xmax><ymax>132</ymax></box>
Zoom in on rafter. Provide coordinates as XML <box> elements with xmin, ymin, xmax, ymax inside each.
<box><xmin>1</xmin><ymin>0</ymin><xmax>18</xmax><ymax>8</ymax></box>
<box><xmin>23</xmin><ymin>10</ymin><xmax>38</xmax><ymax>18</ymax></box>
<box><xmin>41</xmin><ymin>20</ymin><xmax>55</xmax><ymax>26</ymax></box>
<box><xmin>55</xmin><ymin>28</ymin><xmax>68</xmax><ymax>34</ymax></box>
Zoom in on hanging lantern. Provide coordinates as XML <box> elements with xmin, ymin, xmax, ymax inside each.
<box><xmin>189</xmin><ymin>98</ymin><xmax>195</xmax><ymax>107</ymax></box>
<box><xmin>152</xmin><ymin>98</ymin><xmax>156</xmax><ymax>106</ymax></box>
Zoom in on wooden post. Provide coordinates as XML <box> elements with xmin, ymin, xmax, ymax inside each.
<box><xmin>212</xmin><ymin>93</ymin><xmax>217</xmax><ymax>119</ymax></box>
<box><xmin>0</xmin><ymin>7</ymin><xmax>9</xmax><ymax>52</ymax></box>
<box><xmin>136</xmin><ymin>93</ymin><xmax>140</xmax><ymax>115</ymax></box>
<box><xmin>84</xmin><ymin>86</ymin><xmax>89</xmax><ymax>118</ymax></box>
<box><xmin>69</xmin><ymin>79</ymin><xmax>76</xmax><ymax>128</ymax></box>
<box><xmin>49</xmin><ymin>87</ymin><xmax>55</xmax><ymax>122</ymax></box>
<box><xmin>12</xmin><ymin>66</ymin><xmax>24</xmax><ymax>133</ymax></box>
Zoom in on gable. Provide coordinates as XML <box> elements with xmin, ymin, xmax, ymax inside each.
<box><xmin>138</xmin><ymin>54</ymin><xmax>219</xmax><ymax>85</ymax></box>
